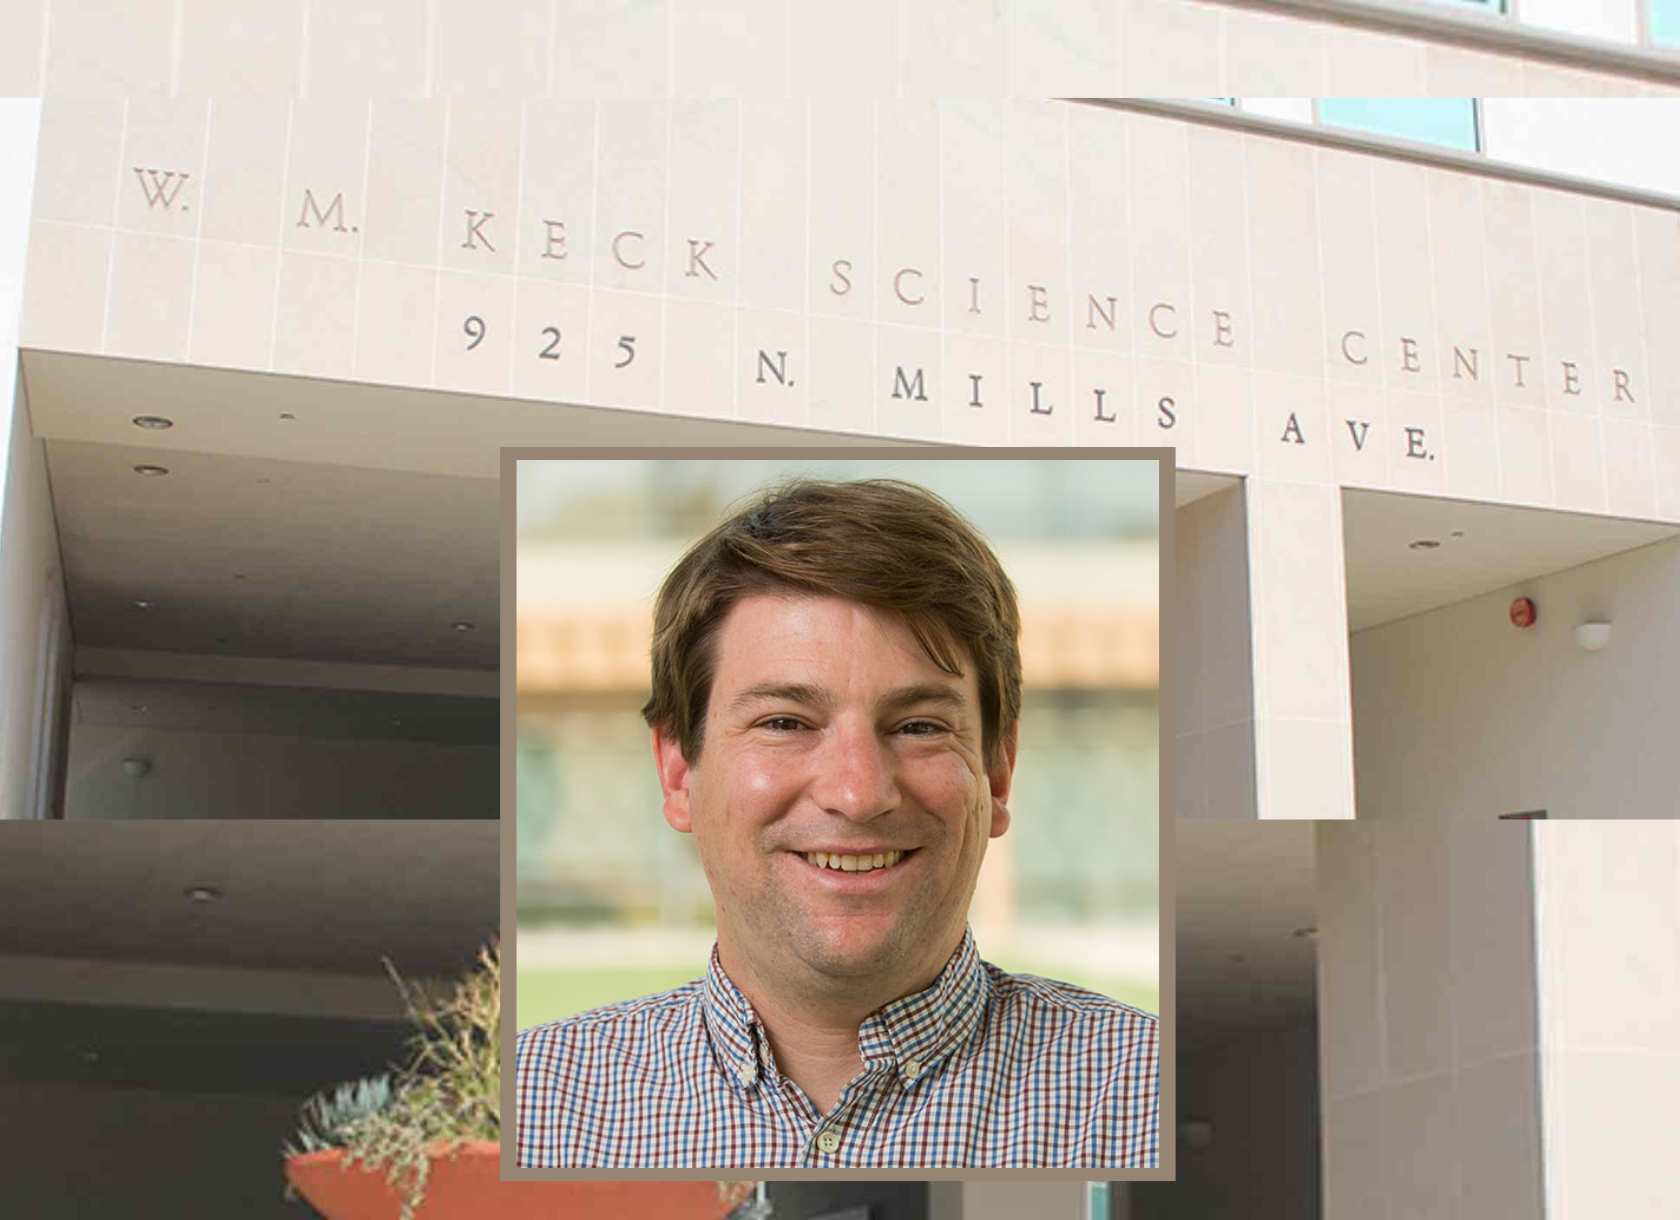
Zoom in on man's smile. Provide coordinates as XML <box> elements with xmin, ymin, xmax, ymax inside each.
<box><xmin>787</xmin><ymin>846</ymin><xmax>922</xmax><ymax>890</ymax></box>
<box><xmin>795</xmin><ymin>847</ymin><xmax>918</xmax><ymax>872</ymax></box>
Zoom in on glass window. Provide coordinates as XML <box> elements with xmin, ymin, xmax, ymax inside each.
<box><xmin>1650</xmin><ymin>0</ymin><xmax>1680</xmax><ymax>46</ymax></box>
<box><xmin>1086</xmin><ymin>1182</ymin><xmax>1112</xmax><ymax>1220</ymax></box>
<box><xmin>1316</xmin><ymin>98</ymin><xmax>1481</xmax><ymax>153</ymax></box>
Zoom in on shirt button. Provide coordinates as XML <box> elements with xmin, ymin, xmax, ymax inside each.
<box><xmin>735</xmin><ymin>1061</ymin><xmax>755</xmax><ymax>1084</ymax></box>
<box><xmin>902</xmin><ymin>1059</ymin><xmax>922</xmax><ymax>1080</ymax></box>
<box><xmin>816</xmin><ymin>1130</ymin><xmax>841</xmax><ymax>1154</ymax></box>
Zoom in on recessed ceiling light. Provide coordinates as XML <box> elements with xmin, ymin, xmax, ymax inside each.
<box><xmin>1408</xmin><ymin>539</ymin><xmax>1441</xmax><ymax>550</ymax></box>
<box><xmin>131</xmin><ymin>415</ymin><xmax>173</xmax><ymax>430</ymax></box>
<box><xmin>130</xmin><ymin>704</ymin><xmax>148</xmax><ymax>713</ymax></box>
<box><xmin>278</xmin><ymin>412</ymin><xmax>296</xmax><ymax>421</ymax></box>
<box><xmin>452</xmin><ymin>620</ymin><xmax>476</xmax><ymax>632</ymax></box>
<box><xmin>1291</xmin><ymin>927</ymin><xmax>1319</xmax><ymax>940</ymax></box>
<box><xmin>184</xmin><ymin>886</ymin><xmax>222</xmax><ymax>903</ymax></box>
<box><xmin>133</xmin><ymin>599</ymin><xmax>155</xmax><ymax>609</ymax></box>
<box><xmin>133</xmin><ymin>464</ymin><xmax>170</xmax><ymax>477</ymax></box>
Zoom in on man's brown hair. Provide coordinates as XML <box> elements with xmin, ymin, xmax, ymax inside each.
<box><xmin>641</xmin><ymin>478</ymin><xmax>1022</xmax><ymax>768</ymax></box>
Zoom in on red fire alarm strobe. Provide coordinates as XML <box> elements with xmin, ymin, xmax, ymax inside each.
<box><xmin>1510</xmin><ymin>597</ymin><xmax>1538</xmax><ymax>628</ymax></box>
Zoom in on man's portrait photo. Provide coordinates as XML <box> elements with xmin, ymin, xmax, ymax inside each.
<box><xmin>512</xmin><ymin>454</ymin><xmax>1163</xmax><ymax>1170</ymax></box>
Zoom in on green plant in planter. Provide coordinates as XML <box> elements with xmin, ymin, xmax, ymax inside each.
<box><xmin>286</xmin><ymin>943</ymin><xmax>762</xmax><ymax>1219</ymax></box>
<box><xmin>285</xmin><ymin>1075</ymin><xmax>394</xmax><ymax>1156</ymax></box>
<box><xmin>284</xmin><ymin>943</ymin><xmax>499</xmax><ymax>1220</ymax></box>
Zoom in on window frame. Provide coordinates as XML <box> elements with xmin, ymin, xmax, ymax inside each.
<box><xmin>1309</xmin><ymin>96</ymin><xmax>1486</xmax><ymax>156</ymax></box>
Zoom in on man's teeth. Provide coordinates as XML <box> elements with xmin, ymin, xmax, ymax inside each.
<box><xmin>802</xmin><ymin>850</ymin><xmax>904</xmax><ymax>872</ymax></box>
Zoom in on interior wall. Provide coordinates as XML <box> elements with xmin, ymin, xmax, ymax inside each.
<box><xmin>1532</xmin><ymin>822</ymin><xmax>1680</xmax><ymax>1219</ymax></box>
<box><xmin>0</xmin><ymin>1082</ymin><xmax>313</xmax><ymax>1218</ymax></box>
<box><xmin>1314</xmin><ymin>818</ymin><xmax>1544</xmax><ymax>1220</ymax></box>
<box><xmin>1350</xmin><ymin>536</ymin><xmax>1680</xmax><ymax>819</ymax></box>
<box><xmin>64</xmin><ymin>723</ymin><xmax>496</xmax><ymax>819</ymax></box>
<box><xmin>767</xmin><ymin>1182</ymin><xmax>930</xmax><ymax>1219</ymax></box>
<box><xmin>1129</xmin><ymin>1024</ymin><xmax>1319</xmax><ymax>1220</ymax></box>
<box><xmin>962</xmin><ymin>1180</ymin><xmax>1089</xmax><ymax>1219</ymax></box>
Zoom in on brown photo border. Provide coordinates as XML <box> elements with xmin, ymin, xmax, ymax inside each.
<box><xmin>499</xmin><ymin>444</ymin><xmax>1177</xmax><ymax>1183</ymax></box>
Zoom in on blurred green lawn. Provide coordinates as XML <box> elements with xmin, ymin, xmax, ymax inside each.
<box><xmin>516</xmin><ymin>964</ymin><xmax>1158</xmax><ymax>1028</ymax></box>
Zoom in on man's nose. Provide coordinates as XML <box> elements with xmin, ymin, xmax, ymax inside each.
<box><xmin>809</xmin><ymin>723</ymin><xmax>900</xmax><ymax>821</ymax></box>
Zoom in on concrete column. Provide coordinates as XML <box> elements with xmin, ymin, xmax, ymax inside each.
<box><xmin>1531</xmin><ymin>822</ymin><xmax>1680</xmax><ymax>1219</ymax></box>
<box><xmin>0</xmin><ymin>99</ymin><xmax>64</xmax><ymax>821</ymax></box>
<box><xmin>1246</xmin><ymin>479</ymin><xmax>1356</xmax><ymax>820</ymax></box>
<box><xmin>1175</xmin><ymin>483</ymin><xmax>1257</xmax><ymax>820</ymax></box>
<box><xmin>1315</xmin><ymin>817</ymin><xmax>1543</xmax><ymax>1219</ymax></box>
<box><xmin>1177</xmin><ymin>478</ymin><xmax>1356</xmax><ymax>820</ymax></box>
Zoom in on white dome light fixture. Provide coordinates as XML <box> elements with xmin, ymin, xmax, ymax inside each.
<box><xmin>1575</xmin><ymin>621</ymin><xmax>1612</xmax><ymax>652</ymax></box>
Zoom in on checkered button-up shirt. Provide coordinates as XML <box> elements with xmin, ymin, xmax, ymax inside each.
<box><xmin>515</xmin><ymin>927</ymin><xmax>1159</xmax><ymax>1168</ymax></box>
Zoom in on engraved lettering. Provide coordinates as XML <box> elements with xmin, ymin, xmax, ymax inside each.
<box><xmin>968</xmin><ymin>276</ymin><xmax>981</xmax><ymax>315</ymax></box>
<box><xmin>539</xmin><ymin>327</ymin><xmax>561</xmax><ymax>359</ymax></box>
<box><xmin>968</xmin><ymin>374</ymin><xmax>983</xmax><ymax>408</ymax></box>
<box><xmin>132</xmin><ymin>168</ymin><xmax>190</xmax><ymax>210</ymax></box>
<box><xmin>686</xmin><ymin>238</ymin><xmax>718</xmax><ymax>280</ymax></box>
<box><xmin>296</xmin><ymin>188</ymin><xmax>349</xmax><ymax>233</ymax></box>
<box><xmin>462</xmin><ymin>210</ymin><xmax>495</xmax><ymax>252</ymax></box>
<box><xmin>830</xmin><ymin>259</ymin><xmax>853</xmax><ymax>296</ymax></box>
<box><xmin>1027</xmin><ymin>285</ymin><xmax>1050</xmax><ymax>323</ymax></box>
<box><xmin>756</xmin><ymin>350</ymin><xmax>791</xmax><ymax>386</ymax></box>
<box><xmin>892</xmin><ymin>365</ymin><xmax>928</xmax><ymax>402</ymax></box>
<box><xmin>1157</xmin><ymin>396</ymin><xmax>1176</xmax><ymax>429</ymax></box>
<box><xmin>1149</xmin><ymin>303</ymin><xmax>1178</xmax><ymax>340</ymax></box>
<box><xmin>1562</xmin><ymin>361</ymin><xmax>1581</xmax><ymax>396</ymax></box>
<box><xmin>1401</xmin><ymin>337</ymin><xmax>1421</xmax><ymax>374</ymax></box>
<box><xmin>613</xmin><ymin>230</ymin><xmax>646</xmax><ymax>271</ymax></box>
<box><xmin>1614</xmin><ymin>368</ymin><xmax>1635</xmax><ymax>403</ymax></box>
<box><xmin>1405</xmin><ymin>427</ymin><xmax>1428</xmax><ymax>459</ymax></box>
<box><xmin>1507</xmin><ymin>353</ymin><xmax>1530</xmax><ymax>387</ymax></box>
<box><xmin>1028</xmin><ymin>381</ymin><xmax>1052</xmax><ymax>415</ymax></box>
<box><xmin>1087</xmin><ymin>294</ymin><xmax>1118</xmax><ymax>332</ymax></box>
<box><xmin>1341</xmin><ymin>330</ymin><xmax>1367</xmax><ymax>366</ymax></box>
<box><xmin>1093</xmin><ymin>387</ymin><xmax>1116</xmax><ymax>423</ymax></box>
<box><xmin>1281</xmin><ymin>413</ymin><xmax>1304</xmax><ymax>445</ymax></box>
<box><xmin>615</xmin><ymin>335</ymin><xmax>636</xmax><ymax>368</ymax></box>
<box><xmin>1453</xmin><ymin>346</ymin><xmax>1478</xmax><ymax>381</ymax></box>
<box><xmin>541</xmin><ymin>219</ymin><xmax>567</xmax><ymax>260</ymax></box>
<box><xmin>894</xmin><ymin>267</ymin><xmax>925</xmax><ymax>306</ymax></box>
<box><xmin>1212</xmin><ymin>310</ymin><xmax>1234</xmax><ymax>349</ymax></box>
<box><xmin>1346</xmin><ymin>420</ymin><xmax>1371</xmax><ymax>452</ymax></box>
<box><xmin>463</xmin><ymin>316</ymin><xmax>485</xmax><ymax>350</ymax></box>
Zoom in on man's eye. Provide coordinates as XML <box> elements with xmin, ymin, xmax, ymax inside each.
<box><xmin>895</xmin><ymin>720</ymin><xmax>946</xmax><ymax>736</ymax></box>
<box><xmin>759</xmin><ymin>716</ymin><xmax>807</xmax><ymax>732</ymax></box>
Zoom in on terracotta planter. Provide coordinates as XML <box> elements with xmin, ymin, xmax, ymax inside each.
<box><xmin>285</xmin><ymin>1142</ymin><xmax>739</xmax><ymax>1219</ymax></box>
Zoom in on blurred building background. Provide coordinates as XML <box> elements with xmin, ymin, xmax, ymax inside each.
<box><xmin>515</xmin><ymin>457</ymin><xmax>1160</xmax><ymax>1025</ymax></box>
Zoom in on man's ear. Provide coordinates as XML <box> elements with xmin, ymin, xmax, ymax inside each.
<box><xmin>652</xmin><ymin>727</ymin><xmax>696</xmax><ymax>833</ymax></box>
<box><xmin>986</xmin><ymin>722</ymin><xmax>1018</xmax><ymax>839</ymax></box>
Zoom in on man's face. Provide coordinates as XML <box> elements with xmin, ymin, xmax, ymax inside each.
<box><xmin>654</xmin><ymin>593</ymin><xmax>1014</xmax><ymax>1001</ymax></box>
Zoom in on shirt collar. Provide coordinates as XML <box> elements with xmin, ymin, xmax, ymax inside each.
<box><xmin>858</xmin><ymin>926</ymin><xmax>990</xmax><ymax>1075</ymax></box>
<box><xmin>700</xmin><ymin>927</ymin><xmax>992</xmax><ymax>1091</ymax></box>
